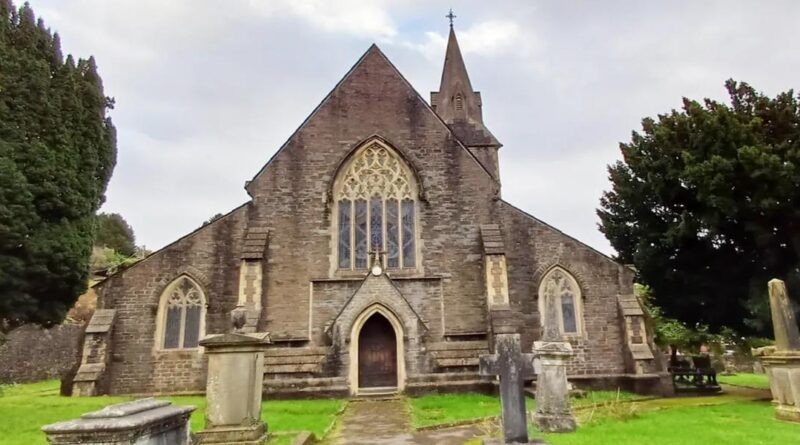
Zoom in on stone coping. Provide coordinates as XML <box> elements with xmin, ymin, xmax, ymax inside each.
<box><xmin>42</xmin><ymin>399</ymin><xmax>195</xmax><ymax>434</ymax></box>
<box><xmin>199</xmin><ymin>332</ymin><xmax>271</xmax><ymax>349</ymax></box>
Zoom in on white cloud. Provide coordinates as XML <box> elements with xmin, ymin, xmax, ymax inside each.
<box><xmin>247</xmin><ymin>0</ymin><xmax>397</xmax><ymax>39</ymax></box>
<box><xmin>402</xmin><ymin>19</ymin><xmax>536</xmax><ymax>61</ymax></box>
<box><xmin>23</xmin><ymin>0</ymin><xmax>800</xmax><ymax>255</ymax></box>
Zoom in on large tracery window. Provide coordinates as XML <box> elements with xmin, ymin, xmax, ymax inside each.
<box><xmin>538</xmin><ymin>267</ymin><xmax>583</xmax><ymax>336</ymax></box>
<box><xmin>157</xmin><ymin>275</ymin><xmax>206</xmax><ymax>350</ymax></box>
<box><xmin>336</xmin><ymin>141</ymin><xmax>418</xmax><ymax>270</ymax></box>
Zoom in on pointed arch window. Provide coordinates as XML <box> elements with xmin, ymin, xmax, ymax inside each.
<box><xmin>157</xmin><ymin>275</ymin><xmax>206</xmax><ymax>350</ymax></box>
<box><xmin>335</xmin><ymin>140</ymin><xmax>418</xmax><ymax>270</ymax></box>
<box><xmin>538</xmin><ymin>267</ymin><xmax>583</xmax><ymax>335</ymax></box>
<box><xmin>454</xmin><ymin>93</ymin><xmax>464</xmax><ymax>111</ymax></box>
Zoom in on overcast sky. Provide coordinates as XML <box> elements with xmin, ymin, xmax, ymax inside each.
<box><xmin>28</xmin><ymin>0</ymin><xmax>800</xmax><ymax>255</ymax></box>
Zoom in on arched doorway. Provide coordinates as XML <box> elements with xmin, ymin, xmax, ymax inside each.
<box><xmin>357</xmin><ymin>313</ymin><xmax>397</xmax><ymax>388</ymax></box>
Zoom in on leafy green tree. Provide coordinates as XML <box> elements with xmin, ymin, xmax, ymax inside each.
<box><xmin>95</xmin><ymin>213</ymin><xmax>135</xmax><ymax>256</ymax></box>
<box><xmin>599</xmin><ymin>80</ymin><xmax>800</xmax><ymax>336</ymax></box>
<box><xmin>0</xmin><ymin>1</ymin><xmax>116</xmax><ymax>334</ymax></box>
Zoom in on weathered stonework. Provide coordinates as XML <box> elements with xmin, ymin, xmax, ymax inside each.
<box><xmin>42</xmin><ymin>398</ymin><xmax>194</xmax><ymax>445</ymax></box>
<box><xmin>72</xmin><ymin>309</ymin><xmax>116</xmax><ymax>396</ymax></box>
<box><xmin>0</xmin><ymin>323</ymin><xmax>83</xmax><ymax>384</ymax></box>
<box><xmin>198</xmin><ymin>332</ymin><xmax>271</xmax><ymax>444</ymax></box>
<box><xmin>759</xmin><ymin>279</ymin><xmax>800</xmax><ymax>422</ymax></box>
<box><xmin>85</xmin><ymin>27</ymin><xmax>665</xmax><ymax>398</ymax></box>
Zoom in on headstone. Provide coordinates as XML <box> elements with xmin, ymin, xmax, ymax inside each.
<box><xmin>759</xmin><ymin>279</ymin><xmax>800</xmax><ymax>422</ymax></box>
<box><xmin>197</xmin><ymin>332</ymin><xmax>271</xmax><ymax>444</ymax></box>
<box><xmin>479</xmin><ymin>329</ymin><xmax>536</xmax><ymax>444</ymax></box>
<box><xmin>42</xmin><ymin>398</ymin><xmax>195</xmax><ymax>444</ymax></box>
<box><xmin>72</xmin><ymin>309</ymin><xmax>116</xmax><ymax>396</ymax></box>
<box><xmin>768</xmin><ymin>279</ymin><xmax>800</xmax><ymax>351</ymax></box>
<box><xmin>532</xmin><ymin>288</ymin><xmax>576</xmax><ymax>432</ymax></box>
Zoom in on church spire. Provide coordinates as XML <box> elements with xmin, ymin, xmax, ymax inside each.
<box><xmin>431</xmin><ymin>14</ymin><xmax>502</xmax><ymax>179</ymax></box>
<box><xmin>435</xmin><ymin>20</ymin><xmax>477</xmax><ymax>123</ymax></box>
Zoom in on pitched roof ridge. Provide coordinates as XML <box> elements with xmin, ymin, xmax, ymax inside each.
<box><xmin>498</xmin><ymin>199</ymin><xmax>623</xmax><ymax>267</ymax></box>
<box><xmin>246</xmin><ymin>43</ymin><xmax>500</xmax><ymax>192</ymax></box>
<box><xmin>367</xmin><ymin>45</ymin><xmax>501</xmax><ymax>187</ymax></box>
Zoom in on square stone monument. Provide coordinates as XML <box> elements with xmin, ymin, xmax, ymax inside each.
<box><xmin>42</xmin><ymin>398</ymin><xmax>195</xmax><ymax>444</ymax></box>
<box><xmin>758</xmin><ymin>279</ymin><xmax>800</xmax><ymax>422</ymax></box>
<box><xmin>197</xmin><ymin>332</ymin><xmax>271</xmax><ymax>444</ymax></box>
<box><xmin>532</xmin><ymin>286</ymin><xmax>576</xmax><ymax>432</ymax></box>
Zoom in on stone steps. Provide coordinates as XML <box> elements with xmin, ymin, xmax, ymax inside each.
<box><xmin>427</xmin><ymin>340</ymin><xmax>489</xmax><ymax>370</ymax></box>
<box><xmin>426</xmin><ymin>340</ymin><xmax>488</xmax><ymax>351</ymax></box>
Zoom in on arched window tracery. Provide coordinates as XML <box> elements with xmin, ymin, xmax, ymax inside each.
<box><xmin>335</xmin><ymin>141</ymin><xmax>418</xmax><ymax>270</ymax></box>
<box><xmin>538</xmin><ymin>267</ymin><xmax>583</xmax><ymax>336</ymax></box>
<box><xmin>157</xmin><ymin>275</ymin><xmax>205</xmax><ymax>350</ymax></box>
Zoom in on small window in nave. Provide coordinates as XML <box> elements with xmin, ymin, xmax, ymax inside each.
<box><xmin>158</xmin><ymin>276</ymin><xmax>205</xmax><ymax>350</ymax></box>
<box><xmin>538</xmin><ymin>267</ymin><xmax>583</xmax><ymax>336</ymax></box>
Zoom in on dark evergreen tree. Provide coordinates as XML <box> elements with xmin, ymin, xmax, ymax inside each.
<box><xmin>95</xmin><ymin>213</ymin><xmax>136</xmax><ymax>257</ymax></box>
<box><xmin>0</xmin><ymin>1</ymin><xmax>116</xmax><ymax>333</ymax></box>
<box><xmin>599</xmin><ymin>80</ymin><xmax>800</xmax><ymax>335</ymax></box>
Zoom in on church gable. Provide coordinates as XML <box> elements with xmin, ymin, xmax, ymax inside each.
<box><xmin>245</xmin><ymin>44</ymin><xmax>498</xmax><ymax>201</ymax></box>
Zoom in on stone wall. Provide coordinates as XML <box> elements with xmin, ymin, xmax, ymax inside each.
<box><xmin>94</xmin><ymin>206</ymin><xmax>249</xmax><ymax>395</ymax></box>
<box><xmin>499</xmin><ymin>201</ymin><xmax>632</xmax><ymax>376</ymax></box>
<box><xmin>0</xmin><ymin>324</ymin><xmax>84</xmax><ymax>384</ymax></box>
<box><xmin>89</xmin><ymin>45</ymin><xmax>651</xmax><ymax>396</ymax></box>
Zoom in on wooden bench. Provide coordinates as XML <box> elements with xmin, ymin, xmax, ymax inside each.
<box><xmin>669</xmin><ymin>355</ymin><xmax>720</xmax><ymax>393</ymax></box>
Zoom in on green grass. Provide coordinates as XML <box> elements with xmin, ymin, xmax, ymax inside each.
<box><xmin>0</xmin><ymin>380</ymin><xmax>343</xmax><ymax>445</ymax></box>
<box><xmin>409</xmin><ymin>393</ymin><xmax>500</xmax><ymax>428</ymax></box>
<box><xmin>717</xmin><ymin>372</ymin><xmax>771</xmax><ymax>389</ymax></box>
<box><xmin>540</xmin><ymin>401</ymin><xmax>799</xmax><ymax>445</ymax></box>
<box><xmin>409</xmin><ymin>390</ymin><xmax>645</xmax><ymax>429</ymax></box>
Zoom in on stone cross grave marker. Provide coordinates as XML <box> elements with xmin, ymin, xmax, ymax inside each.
<box><xmin>480</xmin><ymin>331</ymin><xmax>536</xmax><ymax>444</ymax></box>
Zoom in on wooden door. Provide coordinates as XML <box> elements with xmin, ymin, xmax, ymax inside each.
<box><xmin>358</xmin><ymin>314</ymin><xmax>397</xmax><ymax>388</ymax></box>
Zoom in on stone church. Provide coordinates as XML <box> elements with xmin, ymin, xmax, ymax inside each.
<box><xmin>73</xmin><ymin>26</ymin><xmax>668</xmax><ymax>398</ymax></box>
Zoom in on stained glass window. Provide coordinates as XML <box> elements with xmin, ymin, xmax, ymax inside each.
<box><xmin>401</xmin><ymin>199</ymin><xmax>415</xmax><ymax>268</ymax></box>
<box><xmin>338</xmin><ymin>199</ymin><xmax>351</xmax><ymax>269</ymax></box>
<box><xmin>561</xmin><ymin>293</ymin><xmax>577</xmax><ymax>333</ymax></box>
<box><xmin>160</xmin><ymin>276</ymin><xmax>205</xmax><ymax>350</ymax></box>
<box><xmin>370</xmin><ymin>197</ymin><xmax>383</xmax><ymax>251</ymax></box>
<box><xmin>386</xmin><ymin>199</ymin><xmax>399</xmax><ymax>268</ymax></box>
<box><xmin>539</xmin><ymin>267</ymin><xmax>582</xmax><ymax>336</ymax></box>
<box><xmin>355</xmin><ymin>199</ymin><xmax>368</xmax><ymax>269</ymax></box>
<box><xmin>335</xmin><ymin>141</ymin><xmax>418</xmax><ymax>270</ymax></box>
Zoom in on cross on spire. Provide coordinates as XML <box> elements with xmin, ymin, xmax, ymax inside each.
<box><xmin>446</xmin><ymin>8</ymin><xmax>456</xmax><ymax>27</ymax></box>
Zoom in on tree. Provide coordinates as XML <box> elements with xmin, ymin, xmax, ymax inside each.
<box><xmin>599</xmin><ymin>80</ymin><xmax>800</xmax><ymax>336</ymax></box>
<box><xmin>0</xmin><ymin>1</ymin><xmax>117</xmax><ymax>334</ymax></box>
<box><xmin>95</xmin><ymin>213</ymin><xmax>135</xmax><ymax>256</ymax></box>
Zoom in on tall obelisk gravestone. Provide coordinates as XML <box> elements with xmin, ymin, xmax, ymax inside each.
<box><xmin>532</xmin><ymin>286</ymin><xmax>577</xmax><ymax>432</ymax></box>
<box><xmin>758</xmin><ymin>279</ymin><xmax>800</xmax><ymax>422</ymax></box>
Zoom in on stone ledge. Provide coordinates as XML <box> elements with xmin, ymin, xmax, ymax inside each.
<box><xmin>291</xmin><ymin>431</ymin><xmax>316</xmax><ymax>445</ymax></box>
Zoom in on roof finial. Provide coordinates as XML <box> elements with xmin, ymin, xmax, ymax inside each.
<box><xmin>446</xmin><ymin>8</ymin><xmax>456</xmax><ymax>28</ymax></box>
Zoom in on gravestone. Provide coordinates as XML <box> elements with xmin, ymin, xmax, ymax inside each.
<box><xmin>532</xmin><ymin>287</ymin><xmax>576</xmax><ymax>432</ymax></box>
<box><xmin>197</xmin><ymin>332</ymin><xmax>271</xmax><ymax>444</ymax></box>
<box><xmin>479</xmin><ymin>329</ymin><xmax>538</xmax><ymax>444</ymax></box>
<box><xmin>757</xmin><ymin>279</ymin><xmax>800</xmax><ymax>422</ymax></box>
<box><xmin>42</xmin><ymin>398</ymin><xmax>194</xmax><ymax>444</ymax></box>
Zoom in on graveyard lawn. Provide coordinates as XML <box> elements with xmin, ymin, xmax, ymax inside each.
<box><xmin>717</xmin><ymin>372</ymin><xmax>771</xmax><ymax>389</ymax></box>
<box><xmin>0</xmin><ymin>381</ymin><xmax>343</xmax><ymax>445</ymax></box>
<box><xmin>416</xmin><ymin>389</ymin><xmax>798</xmax><ymax>445</ymax></box>
<box><xmin>410</xmin><ymin>390</ymin><xmax>645</xmax><ymax>429</ymax></box>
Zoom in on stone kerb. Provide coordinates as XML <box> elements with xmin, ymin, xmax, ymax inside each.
<box><xmin>197</xmin><ymin>332</ymin><xmax>271</xmax><ymax>445</ymax></box>
<box><xmin>42</xmin><ymin>398</ymin><xmax>195</xmax><ymax>445</ymax></box>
